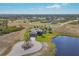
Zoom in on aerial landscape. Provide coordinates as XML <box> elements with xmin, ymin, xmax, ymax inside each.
<box><xmin>0</xmin><ymin>3</ymin><xmax>79</xmax><ymax>56</ymax></box>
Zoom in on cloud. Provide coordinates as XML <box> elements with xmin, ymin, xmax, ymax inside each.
<box><xmin>45</xmin><ymin>3</ymin><xmax>70</xmax><ymax>9</ymax></box>
<box><xmin>29</xmin><ymin>4</ymin><xmax>69</xmax><ymax>10</ymax></box>
<box><xmin>30</xmin><ymin>4</ymin><xmax>62</xmax><ymax>10</ymax></box>
<box><xmin>46</xmin><ymin>4</ymin><xmax>62</xmax><ymax>9</ymax></box>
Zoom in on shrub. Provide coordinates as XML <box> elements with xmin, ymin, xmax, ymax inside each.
<box><xmin>49</xmin><ymin>31</ymin><xmax>53</xmax><ymax>34</ymax></box>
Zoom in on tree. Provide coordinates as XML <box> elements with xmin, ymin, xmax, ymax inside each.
<box><xmin>24</xmin><ymin>31</ymin><xmax>30</xmax><ymax>42</ymax></box>
<box><xmin>48</xmin><ymin>27</ymin><xmax>53</xmax><ymax>34</ymax></box>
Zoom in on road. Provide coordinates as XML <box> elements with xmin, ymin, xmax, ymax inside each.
<box><xmin>59</xmin><ymin>20</ymin><xmax>78</xmax><ymax>27</ymax></box>
<box><xmin>0</xmin><ymin>29</ymin><xmax>26</xmax><ymax>55</ymax></box>
<box><xmin>7</xmin><ymin>37</ymin><xmax>42</xmax><ymax>56</ymax></box>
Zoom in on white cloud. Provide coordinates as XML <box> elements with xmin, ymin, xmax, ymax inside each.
<box><xmin>46</xmin><ymin>4</ymin><xmax>62</xmax><ymax>9</ymax></box>
<box><xmin>29</xmin><ymin>4</ymin><xmax>69</xmax><ymax>10</ymax></box>
<box><xmin>30</xmin><ymin>4</ymin><xmax>62</xmax><ymax>10</ymax></box>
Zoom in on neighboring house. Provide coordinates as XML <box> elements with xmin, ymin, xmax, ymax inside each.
<box><xmin>30</xmin><ymin>28</ymin><xmax>43</xmax><ymax>37</ymax></box>
<box><xmin>30</xmin><ymin>29</ymin><xmax>37</xmax><ymax>37</ymax></box>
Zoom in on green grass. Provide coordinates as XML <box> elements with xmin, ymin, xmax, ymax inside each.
<box><xmin>46</xmin><ymin>42</ymin><xmax>56</xmax><ymax>56</ymax></box>
<box><xmin>36</xmin><ymin>31</ymin><xmax>59</xmax><ymax>55</ymax></box>
<box><xmin>36</xmin><ymin>31</ymin><xmax>59</xmax><ymax>42</ymax></box>
<box><xmin>23</xmin><ymin>21</ymin><xmax>79</xmax><ymax>55</ymax></box>
<box><xmin>0</xmin><ymin>26</ymin><xmax>23</xmax><ymax>35</ymax></box>
<box><xmin>36</xmin><ymin>33</ymin><xmax>53</xmax><ymax>42</ymax></box>
<box><xmin>23</xmin><ymin>27</ymin><xmax>58</xmax><ymax>55</ymax></box>
<box><xmin>59</xmin><ymin>33</ymin><xmax>79</xmax><ymax>38</ymax></box>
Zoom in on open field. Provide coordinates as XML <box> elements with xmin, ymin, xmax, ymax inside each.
<box><xmin>0</xmin><ymin>20</ymin><xmax>30</xmax><ymax>55</ymax></box>
<box><xmin>0</xmin><ymin>29</ymin><xmax>26</xmax><ymax>55</ymax></box>
<box><xmin>0</xmin><ymin>19</ymin><xmax>79</xmax><ymax>56</ymax></box>
<box><xmin>56</xmin><ymin>23</ymin><xmax>79</xmax><ymax>37</ymax></box>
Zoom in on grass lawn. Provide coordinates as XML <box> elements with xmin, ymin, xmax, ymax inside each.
<box><xmin>23</xmin><ymin>21</ymin><xmax>79</xmax><ymax>55</ymax></box>
<box><xmin>36</xmin><ymin>31</ymin><xmax>59</xmax><ymax>55</ymax></box>
<box><xmin>23</xmin><ymin>21</ymin><xmax>60</xmax><ymax>55</ymax></box>
<box><xmin>0</xmin><ymin>26</ymin><xmax>24</xmax><ymax>35</ymax></box>
<box><xmin>36</xmin><ymin>32</ymin><xmax>59</xmax><ymax>42</ymax></box>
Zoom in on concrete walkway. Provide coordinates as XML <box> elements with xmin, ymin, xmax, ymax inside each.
<box><xmin>7</xmin><ymin>37</ymin><xmax>42</xmax><ymax>56</ymax></box>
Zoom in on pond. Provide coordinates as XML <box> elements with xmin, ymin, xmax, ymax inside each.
<box><xmin>52</xmin><ymin>36</ymin><xmax>79</xmax><ymax>56</ymax></box>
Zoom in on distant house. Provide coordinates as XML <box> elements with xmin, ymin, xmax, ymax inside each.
<box><xmin>36</xmin><ymin>28</ymin><xmax>43</xmax><ymax>36</ymax></box>
<box><xmin>30</xmin><ymin>28</ymin><xmax>43</xmax><ymax>37</ymax></box>
<box><xmin>30</xmin><ymin>29</ymin><xmax>37</xmax><ymax>37</ymax></box>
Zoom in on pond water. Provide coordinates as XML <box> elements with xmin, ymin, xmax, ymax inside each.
<box><xmin>52</xmin><ymin>36</ymin><xmax>79</xmax><ymax>56</ymax></box>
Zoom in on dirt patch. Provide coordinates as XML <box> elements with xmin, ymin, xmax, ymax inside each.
<box><xmin>0</xmin><ymin>29</ymin><xmax>26</xmax><ymax>55</ymax></box>
<box><xmin>56</xmin><ymin>24</ymin><xmax>79</xmax><ymax>36</ymax></box>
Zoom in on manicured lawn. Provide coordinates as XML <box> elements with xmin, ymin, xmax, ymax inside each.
<box><xmin>23</xmin><ymin>21</ymin><xmax>79</xmax><ymax>55</ymax></box>
<box><xmin>36</xmin><ymin>33</ymin><xmax>53</xmax><ymax>42</ymax></box>
<box><xmin>36</xmin><ymin>32</ymin><xmax>59</xmax><ymax>42</ymax></box>
<box><xmin>36</xmin><ymin>32</ymin><xmax>59</xmax><ymax>55</ymax></box>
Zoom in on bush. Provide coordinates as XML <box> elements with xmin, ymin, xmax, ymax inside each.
<box><xmin>49</xmin><ymin>31</ymin><xmax>53</xmax><ymax>34</ymax></box>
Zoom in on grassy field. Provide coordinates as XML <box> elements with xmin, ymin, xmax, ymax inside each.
<box><xmin>23</xmin><ymin>20</ymin><xmax>59</xmax><ymax>55</ymax></box>
<box><xmin>36</xmin><ymin>32</ymin><xmax>58</xmax><ymax>42</ymax></box>
<box><xmin>0</xmin><ymin>26</ymin><xmax>24</xmax><ymax>35</ymax></box>
<box><xmin>36</xmin><ymin>32</ymin><xmax>59</xmax><ymax>55</ymax></box>
<box><xmin>27</xmin><ymin>21</ymin><xmax>79</xmax><ymax>55</ymax></box>
<box><xmin>0</xmin><ymin>20</ymin><xmax>78</xmax><ymax>56</ymax></box>
<box><xmin>0</xmin><ymin>20</ymin><xmax>29</xmax><ymax>55</ymax></box>
<box><xmin>56</xmin><ymin>23</ymin><xmax>79</xmax><ymax>38</ymax></box>
<box><xmin>22</xmin><ymin>20</ymin><xmax>79</xmax><ymax>55</ymax></box>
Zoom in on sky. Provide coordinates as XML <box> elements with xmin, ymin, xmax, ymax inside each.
<box><xmin>0</xmin><ymin>3</ymin><xmax>79</xmax><ymax>14</ymax></box>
